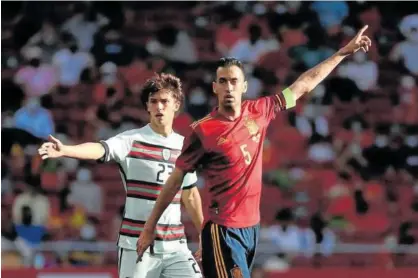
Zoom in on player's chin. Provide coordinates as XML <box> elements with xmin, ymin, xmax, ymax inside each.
<box><xmin>222</xmin><ymin>100</ymin><xmax>235</xmax><ymax>107</ymax></box>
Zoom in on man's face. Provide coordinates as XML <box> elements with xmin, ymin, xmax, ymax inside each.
<box><xmin>147</xmin><ymin>89</ymin><xmax>180</xmax><ymax>127</ymax></box>
<box><xmin>213</xmin><ymin>65</ymin><xmax>247</xmax><ymax>110</ymax></box>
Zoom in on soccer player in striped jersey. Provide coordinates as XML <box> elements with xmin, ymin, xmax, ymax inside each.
<box><xmin>137</xmin><ymin>26</ymin><xmax>372</xmax><ymax>277</ymax></box>
<box><xmin>38</xmin><ymin>73</ymin><xmax>203</xmax><ymax>278</ymax></box>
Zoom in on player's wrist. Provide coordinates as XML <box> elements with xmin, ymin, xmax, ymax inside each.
<box><xmin>60</xmin><ymin>144</ymin><xmax>69</xmax><ymax>157</ymax></box>
<box><xmin>336</xmin><ymin>48</ymin><xmax>350</xmax><ymax>58</ymax></box>
<box><xmin>144</xmin><ymin>222</ymin><xmax>157</xmax><ymax>233</ymax></box>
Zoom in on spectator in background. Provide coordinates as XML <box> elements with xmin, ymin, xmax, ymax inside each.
<box><xmin>261</xmin><ymin>208</ymin><xmax>301</xmax><ymax>271</ymax></box>
<box><xmin>92</xmin><ymin>27</ymin><xmax>135</xmax><ymax>67</ymax></box>
<box><xmin>67</xmin><ymin>168</ymin><xmax>102</xmax><ymax>215</ymax></box>
<box><xmin>146</xmin><ymin>24</ymin><xmax>198</xmax><ymax>64</ymax></box>
<box><xmin>335</xmin><ymin>117</ymin><xmax>372</xmax><ymax>173</ymax></box>
<box><xmin>390</xmin><ymin>14</ymin><xmax>418</xmax><ymax>76</ymax></box>
<box><xmin>215</xmin><ymin>16</ymin><xmax>243</xmax><ymax>56</ymax></box>
<box><xmin>52</xmin><ymin>33</ymin><xmax>95</xmax><ymax>87</ymax></box>
<box><xmin>229</xmin><ymin>23</ymin><xmax>278</xmax><ymax>65</ymax></box>
<box><xmin>411</xmin><ymin>179</ymin><xmax>418</xmax><ymax>213</ymax></box>
<box><xmin>62</xmin><ymin>2</ymin><xmax>109</xmax><ymax>51</ymax></box>
<box><xmin>335</xmin><ymin>115</ymin><xmax>374</xmax><ymax>151</ymax></box>
<box><xmin>14</xmin><ymin>97</ymin><xmax>55</xmax><ymax>139</ymax></box>
<box><xmin>308</xmin><ymin>135</ymin><xmax>336</xmax><ymax>164</ymax></box>
<box><xmin>395</xmin><ymin>75</ymin><xmax>418</xmax><ymax>124</ymax></box>
<box><xmin>310</xmin><ymin>1</ymin><xmax>349</xmax><ymax>33</ymax></box>
<box><xmin>119</xmin><ymin>51</ymin><xmax>154</xmax><ymax>95</ymax></box>
<box><xmin>12</xmin><ymin>179</ymin><xmax>50</xmax><ymax>266</ymax></box>
<box><xmin>398</xmin><ymin>221</ymin><xmax>415</xmax><ymax>247</ymax></box>
<box><xmin>325</xmin><ymin>75</ymin><xmax>363</xmax><ymax>103</ymax></box>
<box><xmin>1</xmin><ymin>161</ymin><xmax>14</xmax><ymax>196</ymax></box>
<box><xmin>14</xmin><ymin>46</ymin><xmax>58</xmax><ymax>97</ymax></box>
<box><xmin>295</xmin><ymin>86</ymin><xmax>331</xmax><ymax>138</ymax></box>
<box><xmin>399</xmin><ymin>125</ymin><xmax>418</xmax><ymax>177</ymax></box>
<box><xmin>263</xmin><ymin>208</ymin><xmax>301</xmax><ymax>257</ymax></box>
<box><xmin>93</xmin><ymin>61</ymin><xmax>124</xmax><ymax>104</ymax></box>
<box><xmin>290</xmin><ymin>24</ymin><xmax>335</xmax><ymax>70</ymax></box>
<box><xmin>301</xmin><ymin>212</ymin><xmax>336</xmax><ymax>258</ymax></box>
<box><xmin>363</xmin><ymin>125</ymin><xmax>394</xmax><ymax>177</ymax></box>
<box><xmin>186</xmin><ymin>83</ymin><xmax>211</xmax><ymax>120</ymax></box>
<box><xmin>68</xmin><ymin>218</ymin><xmax>102</xmax><ymax>266</ymax></box>
<box><xmin>337</xmin><ymin>50</ymin><xmax>379</xmax><ymax>91</ymax></box>
<box><xmin>23</xmin><ymin>18</ymin><xmax>60</xmax><ymax>64</ymax></box>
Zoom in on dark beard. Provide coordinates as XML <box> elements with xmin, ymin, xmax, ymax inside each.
<box><xmin>221</xmin><ymin>103</ymin><xmax>234</xmax><ymax>112</ymax></box>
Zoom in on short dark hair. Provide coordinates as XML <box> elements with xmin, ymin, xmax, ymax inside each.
<box><xmin>140</xmin><ymin>73</ymin><xmax>184</xmax><ymax>107</ymax></box>
<box><xmin>216</xmin><ymin>57</ymin><xmax>246</xmax><ymax>79</ymax></box>
<box><xmin>217</xmin><ymin>57</ymin><xmax>244</xmax><ymax>71</ymax></box>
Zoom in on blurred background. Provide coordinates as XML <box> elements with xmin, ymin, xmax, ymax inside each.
<box><xmin>1</xmin><ymin>1</ymin><xmax>418</xmax><ymax>278</ymax></box>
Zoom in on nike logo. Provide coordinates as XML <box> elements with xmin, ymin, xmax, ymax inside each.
<box><xmin>217</xmin><ymin>137</ymin><xmax>228</xmax><ymax>145</ymax></box>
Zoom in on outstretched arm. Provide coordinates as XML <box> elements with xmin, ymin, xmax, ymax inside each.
<box><xmin>38</xmin><ymin>135</ymin><xmax>105</xmax><ymax>160</ymax></box>
<box><xmin>283</xmin><ymin>25</ymin><xmax>372</xmax><ymax>103</ymax></box>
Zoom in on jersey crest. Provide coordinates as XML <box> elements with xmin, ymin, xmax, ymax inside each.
<box><xmin>244</xmin><ymin>116</ymin><xmax>261</xmax><ymax>143</ymax></box>
<box><xmin>162</xmin><ymin>149</ymin><xmax>171</xmax><ymax>161</ymax></box>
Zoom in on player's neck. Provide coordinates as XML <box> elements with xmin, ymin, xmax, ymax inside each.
<box><xmin>149</xmin><ymin>122</ymin><xmax>173</xmax><ymax>137</ymax></box>
<box><xmin>218</xmin><ymin>105</ymin><xmax>241</xmax><ymax>121</ymax></box>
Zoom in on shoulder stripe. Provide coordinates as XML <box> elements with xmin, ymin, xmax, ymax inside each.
<box><xmin>190</xmin><ymin>115</ymin><xmax>213</xmax><ymax>129</ymax></box>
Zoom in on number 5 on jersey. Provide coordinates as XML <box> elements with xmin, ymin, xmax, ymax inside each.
<box><xmin>240</xmin><ymin>144</ymin><xmax>252</xmax><ymax>165</ymax></box>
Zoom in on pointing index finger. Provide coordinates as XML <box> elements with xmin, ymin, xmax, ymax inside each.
<box><xmin>358</xmin><ymin>25</ymin><xmax>369</xmax><ymax>36</ymax></box>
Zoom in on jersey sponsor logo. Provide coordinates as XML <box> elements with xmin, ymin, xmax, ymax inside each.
<box><xmin>244</xmin><ymin>117</ymin><xmax>261</xmax><ymax>143</ymax></box>
<box><xmin>230</xmin><ymin>266</ymin><xmax>243</xmax><ymax>278</ymax></box>
<box><xmin>162</xmin><ymin>149</ymin><xmax>171</xmax><ymax>161</ymax></box>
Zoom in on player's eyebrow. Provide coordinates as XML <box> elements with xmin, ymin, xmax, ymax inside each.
<box><xmin>218</xmin><ymin>77</ymin><xmax>239</xmax><ymax>82</ymax></box>
<box><xmin>150</xmin><ymin>97</ymin><xmax>168</xmax><ymax>101</ymax></box>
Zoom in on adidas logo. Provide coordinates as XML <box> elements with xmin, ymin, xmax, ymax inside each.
<box><xmin>217</xmin><ymin>137</ymin><xmax>228</xmax><ymax>145</ymax></box>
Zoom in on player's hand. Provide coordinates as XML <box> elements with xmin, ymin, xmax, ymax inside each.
<box><xmin>136</xmin><ymin>226</ymin><xmax>156</xmax><ymax>262</ymax></box>
<box><xmin>38</xmin><ymin>135</ymin><xmax>65</xmax><ymax>160</ymax></box>
<box><xmin>338</xmin><ymin>25</ymin><xmax>372</xmax><ymax>56</ymax></box>
<box><xmin>194</xmin><ymin>235</ymin><xmax>202</xmax><ymax>262</ymax></box>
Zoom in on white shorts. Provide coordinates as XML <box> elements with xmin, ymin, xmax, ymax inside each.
<box><xmin>118</xmin><ymin>248</ymin><xmax>202</xmax><ymax>278</ymax></box>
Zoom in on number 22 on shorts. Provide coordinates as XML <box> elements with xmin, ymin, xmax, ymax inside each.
<box><xmin>240</xmin><ymin>144</ymin><xmax>252</xmax><ymax>165</ymax></box>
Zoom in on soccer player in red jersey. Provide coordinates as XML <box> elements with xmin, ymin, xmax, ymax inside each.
<box><xmin>138</xmin><ymin>26</ymin><xmax>371</xmax><ymax>277</ymax></box>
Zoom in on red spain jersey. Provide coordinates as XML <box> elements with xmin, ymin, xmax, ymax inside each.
<box><xmin>176</xmin><ymin>91</ymin><xmax>292</xmax><ymax>228</ymax></box>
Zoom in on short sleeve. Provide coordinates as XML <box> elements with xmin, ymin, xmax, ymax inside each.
<box><xmin>252</xmin><ymin>88</ymin><xmax>296</xmax><ymax>121</ymax></box>
<box><xmin>175</xmin><ymin>130</ymin><xmax>205</xmax><ymax>173</ymax></box>
<box><xmin>98</xmin><ymin>131</ymin><xmax>133</xmax><ymax>163</ymax></box>
<box><xmin>181</xmin><ymin>171</ymin><xmax>198</xmax><ymax>190</ymax></box>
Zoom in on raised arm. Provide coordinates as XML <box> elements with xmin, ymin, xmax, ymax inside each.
<box><xmin>285</xmin><ymin>25</ymin><xmax>372</xmax><ymax>102</ymax></box>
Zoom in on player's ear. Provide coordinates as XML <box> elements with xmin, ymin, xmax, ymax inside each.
<box><xmin>174</xmin><ymin>100</ymin><xmax>180</xmax><ymax>112</ymax></box>
<box><xmin>212</xmin><ymin>82</ymin><xmax>218</xmax><ymax>95</ymax></box>
<box><xmin>243</xmin><ymin>80</ymin><xmax>248</xmax><ymax>94</ymax></box>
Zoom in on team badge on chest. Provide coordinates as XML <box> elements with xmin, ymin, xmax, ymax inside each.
<box><xmin>244</xmin><ymin>117</ymin><xmax>261</xmax><ymax>143</ymax></box>
<box><xmin>162</xmin><ymin>149</ymin><xmax>171</xmax><ymax>161</ymax></box>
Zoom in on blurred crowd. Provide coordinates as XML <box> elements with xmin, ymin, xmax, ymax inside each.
<box><xmin>1</xmin><ymin>1</ymin><xmax>418</xmax><ymax>271</ymax></box>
